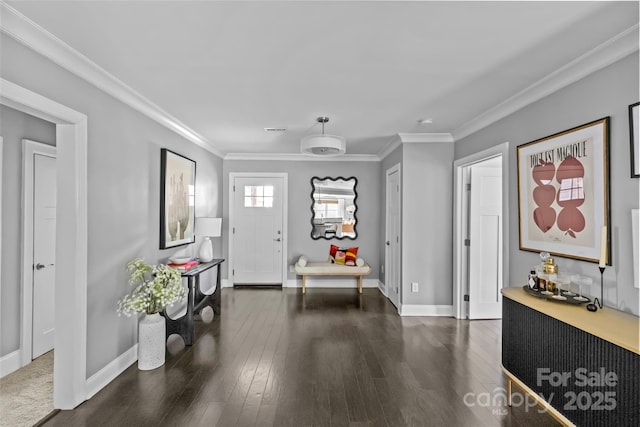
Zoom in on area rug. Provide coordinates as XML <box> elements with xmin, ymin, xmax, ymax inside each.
<box><xmin>0</xmin><ymin>351</ymin><xmax>53</xmax><ymax>427</ymax></box>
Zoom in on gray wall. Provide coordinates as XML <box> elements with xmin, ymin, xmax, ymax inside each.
<box><xmin>0</xmin><ymin>106</ymin><xmax>56</xmax><ymax>355</ymax></box>
<box><xmin>1</xmin><ymin>34</ymin><xmax>224</xmax><ymax>375</ymax></box>
<box><xmin>402</xmin><ymin>143</ymin><xmax>454</xmax><ymax>305</ymax></box>
<box><xmin>455</xmin><ymin>52</ymin><xmax>639</xmax><ymax>316</ymax></box>
<box><xmin>223</xmin><ymin>160</ymin><xmax>381</xmax><ymax>281</ymax></box>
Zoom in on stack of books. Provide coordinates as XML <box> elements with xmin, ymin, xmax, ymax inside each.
<box><xmin>167</xmin><ymin>260</ymin><xmax>199</xmax><ymax>272</ymax></box>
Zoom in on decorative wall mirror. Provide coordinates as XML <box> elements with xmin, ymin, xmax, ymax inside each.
<box><xmin>310</xmin><ymin>176</ymin><xmax>357</xmax><ymax>240</ymax></box>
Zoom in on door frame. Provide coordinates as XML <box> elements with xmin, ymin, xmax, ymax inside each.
<box><xmin>1</xmin><ymin>78</ymin><xmax>88</xmax><ymax>409</ymax></box>
<box><xmin>21</xmin><ymin>139</ymin><xmax>57</xmax><ymax>363</ymax></box>
<box><xmin>228</xmin><ymin>172</ymin><xmax>288</xmax><ymax>287</ymax></box>
<box><xmin>453</xmin><ymin>142</ymin><xmax>509</xmax><ymax>319</ymax></box>
<box><xmin>384</xmin><ymin>163</ymin><xmax>401</xmax><ymax>311</ymax></box>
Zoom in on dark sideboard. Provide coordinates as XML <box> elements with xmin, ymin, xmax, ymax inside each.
<box><xmin>501</xmin><ymin>287</ymin><xmax>639</xmax><ymax>426</ymax></box>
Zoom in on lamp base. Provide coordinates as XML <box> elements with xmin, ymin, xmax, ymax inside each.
<box><xmin>199</xmin><ymin>237</ymin><xmax>214</xmax><ymax>262</ymax></box>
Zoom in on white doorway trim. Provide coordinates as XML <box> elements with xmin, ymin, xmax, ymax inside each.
<box><xmin>21</xmin><ymin>139</ymin><xmax>57</xmax><ymax>365</ymax></box>
<box><xmin>453</xmin><ymin>142</ymin><xmax>509</xmax><ymax>319</ymax></box>
<box><xmin>227</xmin><ymin>172</ymin><xmax>288</xmax><ymax>287</ymax></box>
<box><xmin>1</xmin><ymin>78</ymin><xmax>88</xmax><ymax>409</ymax></box>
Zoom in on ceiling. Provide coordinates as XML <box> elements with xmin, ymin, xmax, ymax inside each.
<box><xmin>4</xmin><ymin>1</ymin><xmax>639</xmax><ymax>159</ymax></box>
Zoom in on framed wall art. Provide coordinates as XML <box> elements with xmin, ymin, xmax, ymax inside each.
<box><xmin>517</xmin><ymin>117</ymin><xmax>610</xmax><ymax>264</ymax></box>
<box><xmin>160</xmin><ymin>148</ymin><xmax>196</xmax><ymax>249</ymax></box>
<box><xmin>629</xmin><ymin>101</ymin><xmax>639</xmax><ymax>178</ymax></box>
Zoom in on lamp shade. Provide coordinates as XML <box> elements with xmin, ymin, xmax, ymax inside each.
<box><xmin>195</xmin><ymin>217</ymin><xmax>222</xmax><ymax>237</ymax></box>
<box><xmin>301</xmin><ymin>135</ymin><xmax>346</xmax><ymax>156</ymax></box>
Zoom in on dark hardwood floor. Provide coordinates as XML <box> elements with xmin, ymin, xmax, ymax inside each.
<box><xmin>43</xmin><ymin>288</ymin><xmax>560</xmax><ymax>426</ymax></box>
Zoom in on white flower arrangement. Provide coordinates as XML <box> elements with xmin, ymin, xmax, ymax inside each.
<box><xmin>117</xmin><ymin>258</ymin><xmax>185</xmax><ymax>316</ymax></box>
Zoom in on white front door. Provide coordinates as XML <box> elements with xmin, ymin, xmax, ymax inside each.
<box><xmin>32</xmin><ymin>152</ymin><xmax>57</xmax><ymax>358</ymax></box>
<box><xmin>385</xmin><ymin>165</ymin><xmax>401</xmax><ymax>309</ymax></box>
<box><xmin>468</xmin><ymin>165</ymin><xmax>502</xmax><ymax>319</ymax></box>
<box><xmin>232</xmin><ymin>176</ymin><xmax>284</xmax><ymax>284</ymax></box>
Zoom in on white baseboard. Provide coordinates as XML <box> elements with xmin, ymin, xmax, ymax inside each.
<box><xmin>285</xmin><ymin>278</ymin><xmax>380</xmax><ymax>289</ymax></box>
<box><xmin>85</xmin><ymin>345</ymin><xmax>137</xmax><ymax>399</ymax></box>
<box><xmin>400</xmin><ymin>304</ymin><xmax>453</xmax><ymax>317</ymax></box>
<box><xmin>0</xmin><ymin>349</ymin><xmax>22</xmax><ymax>378</ymax></box>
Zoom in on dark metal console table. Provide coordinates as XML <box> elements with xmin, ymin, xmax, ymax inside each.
<box><xmin>162</xmin><ymin>258</ymin><xmax>224</xmax><ymax>346</ymax></box>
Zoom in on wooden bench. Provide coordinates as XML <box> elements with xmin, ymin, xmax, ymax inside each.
<box><xmin>294</xmin><ymin>261</ymin><xmax>372</xmax><ymax>294</ymax></box>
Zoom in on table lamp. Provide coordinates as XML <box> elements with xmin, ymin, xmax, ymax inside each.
<box><xmin>196</xmin><ymin>217</ymin><xmax>221</xmax><ymax>262</ymax></box>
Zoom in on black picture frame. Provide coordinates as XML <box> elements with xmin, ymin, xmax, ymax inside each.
<box><xmin>629</xmin><ymin>102</ymin><xmax>639</xmax><ymax>178</ymax></box>
<box><xmin>160</xmin><ymin>149</ymin><xmax>196</xmax><ymax>249</ymax></box>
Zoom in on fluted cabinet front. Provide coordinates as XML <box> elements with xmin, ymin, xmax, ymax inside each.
<box><xmin>502</xmin><ymin>298</ymin><xmax>639</xmax><ymax>426</ymax></box>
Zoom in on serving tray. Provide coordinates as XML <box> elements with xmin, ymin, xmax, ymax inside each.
<box><xmin>521</xmin><ymin>285</ymin><xmax>591</xmax><ymax>305</ymax></box>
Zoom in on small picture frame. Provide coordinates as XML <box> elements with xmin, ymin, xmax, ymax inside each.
<box><xmin>629</xmin><ymin>102</ymin><xmax>639</xmax><ymax>178</ymax></box>
<box><xmin>517</xmin><ymin>117</ymin><xmax>610</xmax><ymax>264</ymax></box>
<box><xmin>160</xmin><ymin>149</ymin><xmax>196</xmax><ymax>249</ymax></box>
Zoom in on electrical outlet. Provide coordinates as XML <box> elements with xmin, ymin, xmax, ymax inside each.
<box><xmin>289</xmin><ymin>265</ymin><xmax>294</xmax><ymax>272</ymax></box>
<box><xmin>381</xmin><ymin>265</ymin><xmax>384</xmax><ymax>273</ymax></box>
<box><xmin>411</xmin><ymin>282</ymin><xmax>419</xmax><ymax>292</ymax></box>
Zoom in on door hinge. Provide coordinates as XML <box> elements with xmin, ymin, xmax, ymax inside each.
<box><xmin>232</xmin><ymin>269</ymin><xmax>235</xmax><ymax>276</ymax></box>
<box><xmin>233</xmin><ymin>227</ymin><xmax>235</xmax><ymax>234</ymax></box>
<box><xmin>466</xmin><ymin>183</ymin><xmax>471</xmax><ymax>191</ymax></box>
<box><xmin>233</xmin><ymin>185</ymin><xmax>236</xmax><ymax>192</ymax></box>
<box><xmin>464</xmin><ymin>239</ymin><xmax>470</xmax><ymax>246</ymax></box>
<box><xmin>464</xmin><ymin>294</ymin><xmax>470</xmax><ymax>301</ymax></box>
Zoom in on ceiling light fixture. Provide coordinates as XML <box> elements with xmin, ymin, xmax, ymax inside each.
<box><xmin>301</xmin><ymin>116</ymin><xmax>346</xmax><ymax>156</ymax></box>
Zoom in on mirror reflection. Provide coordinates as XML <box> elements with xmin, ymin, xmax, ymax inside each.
<box><xmin>311</xmin><ymin>176</ymin><xmax>357</xmax><ymax>240</ymax></box>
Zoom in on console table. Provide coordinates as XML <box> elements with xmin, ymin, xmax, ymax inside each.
<box><xmin>501</xmin><ymin>287</ymin><xmax>639</xmax><ymax>426</ymax></box>
<box><xmin>162</xmin><ymin>259</ymin><xmax>224</xmax><ymax>346</ymax></box>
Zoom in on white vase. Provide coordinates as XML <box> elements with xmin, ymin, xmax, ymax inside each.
<box><xmin>137</xmin><ymin>313</ymin><xmax>166</xmax><ymax>370</ymax></box>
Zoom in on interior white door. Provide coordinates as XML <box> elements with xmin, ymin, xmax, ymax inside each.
<box><xmin>232</xmin><ymin>176</ymin><xmax>284</xmax><ymax>284</ymax></box>
<box><xmin>468</xmin><ymin>166</ymin><xmax>502</xmax><ymax>319</ymax></box>
<box><xmin>32</xmin><ymin>153</ymin><xmax>57</xmax><ymax>358</ymax></box>
<box><xmin>385</xmin><ymin>166</ymin><xmax>401</xmax><ymax>309</ymax></box>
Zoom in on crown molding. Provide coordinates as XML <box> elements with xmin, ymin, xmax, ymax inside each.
<box><xmin>377</xmin><ymin>135</ymin><xmax>402</xmax><ymax>160</ymax></box>
<box><xmin>0</xmin><ymin>2</ymin><xmax>224</xmax><ymax>158</ymax></box>
<box><xmin>224</xmin><ymin>152</ymin><xmax>380</xmax><ymax>162</ymax></box>
<box><xmin>398</xmin><ymin>133</ymin><xmax>454</xmax><ymax>143</ymax></box>
<box><xmin>452</xmin><ymin>24</ymin><xmax>640</xmax><ymax>142</ymax></box>
<box><xmin>377</xmin><ymin>133</ymin><xmax>453</xmax><ymax>161</ymax></box>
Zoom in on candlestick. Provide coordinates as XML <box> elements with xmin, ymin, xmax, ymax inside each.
<box><xmin>599</xmin><ymin>225</ymin><xmax>607</xmax><ymax>267</ymax></box>
<box><xmin>596</xmin><ymin>266</ymin><xmax>605</xmax><ymax>309</ymax></box>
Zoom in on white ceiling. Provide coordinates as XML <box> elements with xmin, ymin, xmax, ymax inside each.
<box><xmin>5</xmin><ymin>1</ymin><xmax>639</xmax><ymax>158</ymax></box>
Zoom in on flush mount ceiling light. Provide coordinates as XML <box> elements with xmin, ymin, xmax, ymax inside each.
<box><xmin>301</xmin><ymin>116</ymin><xmax>346</xmax><ymax>156</ymax></box>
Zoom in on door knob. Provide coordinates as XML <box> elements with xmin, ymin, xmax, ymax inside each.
<box><xmin>386</xmin><ymin>241</ymin><xmax>391</xmax><ymax>246</ymax></box>
<box><xmin>274</xmin><ymin>238</ymin><xmax>281</xmax><ymax>242</ymax></box>
<box><xmin>35</xmin><ymin>263</ymin><xmax>46</xmax><ymax>270</ymax></box>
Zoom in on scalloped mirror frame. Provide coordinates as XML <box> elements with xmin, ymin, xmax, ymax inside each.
<box><xmin>310</xmin><ymin>176</ymin><xmax>358</xmax><ymax>240</ymax></box>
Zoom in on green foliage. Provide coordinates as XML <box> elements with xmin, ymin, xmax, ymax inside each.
<box><xmin>117</xmin><ymin>258</ymin><xmax>185</xmax><ymax>316</ymax></box>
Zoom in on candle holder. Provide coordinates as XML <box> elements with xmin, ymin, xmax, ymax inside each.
<box><xmin>595</xmin><ymin>266</ymin><xmax>605</xmax><ymax>309</ymax></box>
